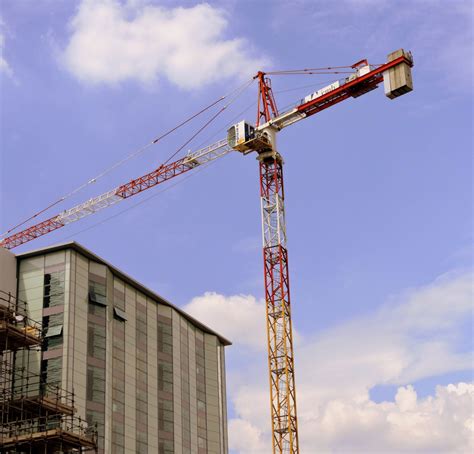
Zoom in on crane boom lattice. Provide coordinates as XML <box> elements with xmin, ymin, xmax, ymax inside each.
<box><xmin>0</xmin><ymin>139</ymin><xmax>232</xmax><ymax>250</ymax></box>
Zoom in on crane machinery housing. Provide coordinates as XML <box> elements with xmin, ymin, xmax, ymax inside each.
<box><xmin>0</xmin><ymin>48</ymin><xmax>414</xmax><ymax>454</ymax></box>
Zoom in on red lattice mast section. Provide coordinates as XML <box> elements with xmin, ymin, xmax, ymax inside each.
<box><xmin>256</xmin><ymin>75</ymin><xmax>299</xmax><ymax>453</ymax></box>
<box><xmin>256</xmin><ymin>72</ymin><xmax>279</xmax><ymax>127</ymax></box>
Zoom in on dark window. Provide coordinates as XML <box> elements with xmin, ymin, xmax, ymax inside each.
<box><xmin>113</xmin><ymin>307</ymin><xmax>127</xmax><ymax>321</ymax></box>
<box><xmin>88</xmin><ymin>325</ymin><xmax>106</xmax><ymax>360</ymax></box>
<box><xmin>41</xmin><ymin>357</ymin><xmax>62</xmax><ymax>387</ymax></box>
<box><xmin>136</xmin><ymin>300</ymin><xmax>148</xmax><ymax>452</ymax></box>
<box><xmin>89</xmin><ymin>291</ymin><xmax>107</xmax><ymax>306</ymax></box>
<box><xmin>86</xmin><ymin>367</ymin><xmax>105</xmax><ymax>403</ymax></box>
<box><xmin>88</xmin><ymin>271</ymin><xmax>107</xmax><ymax>452</ymax></box>
<box><xmin>158</xmin><ymin>440</ymin><xmax>174</xmax><ymax>454</ymax></box>
<box><xmin>113</xmin><ymin>301</ymin><xmax>126</xmax><ymax>451</ymax></box>
<box><xmin>157</xmin><ymin>313</ymin><xmax>173</xmax><ymax>450</ymax></box>
<box><xmin>45</xmin><ymin>325</ymin><xmax>63</xmax><ymax>337</ymax></box>
<box><xmin>89</xmin><ymin>280</ymin><xmax>107</xmax><ymax>306</ymax></box>
<box><xmin>43</xmin><ymin>271</ymin><xmax>65</xmax><ymax>308</ymax></box>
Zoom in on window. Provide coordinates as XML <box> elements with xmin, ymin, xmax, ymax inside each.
<box><xmin>87</xmin><ymin>411</ymin><xmax>105</xmax><ymax>452</ymax></box>
<box><xmin>158</xmin><ymin>400</ymin><xmax>174</xmax><ymax>430</ymax></box>
<box><xmin>157</xmin><ymin>323</ymin><xmax>172</xmax><ymax>354</ymax></box>
<box><xmin>136</xmin><ymin>297</ymin><xmax>148</xmax><ymax>453</ymax></box>
<box><xmin>88</xmin><ymin>326</ymin><xmax>106</xmax><ymax>360</ymax></box>
<box><xmin>113</xmin><ymin>280</ymin><xmax>126</xmax><ymax>311</ymax></box>
<box><xmin>113</xmin><ymin>307</ymin><xmax>127</xmax><ymax>321</ymax></box>
<box><xmin>88</xmin><ymin>268</ymin><xmax>107</xmax><ymax>452</ymax></box>
<box><xmin>157</xmin><ymin>312</ymin><xmax>173</xmax><ymax>450</ymax></box>
<box><xmin>43</xmin><ymin>271</ymin><xmax>65</xmax><ymax>308</ymax></box>
<box><xmin>158</xmin><ymin>363</ymin><xmax>173</xmax><ymax>392</ymax></box>
<box><xmin>41</xmin><ymin>357</ymin><xmax>62</xmax><ymax>387</ymax></box>
<box><xmin>158</xmin><ymin>440</ymin><xmax>174</xmax><ymax>454</ymax></box>
<box><xmin>45</xmin><ymin>325</ymin><xmax>63</xmax><ymax>338</ymax></box>
<box><xmin>44</xmin><ymin>313</ymin><xmax>64</xmax><ymax>328</ymax></box>
<box><xmin>196</xmin><ymin>331</ymin><xmax>207</xmax><ymax>444</ymax></box>
<box><xmin>87</xmin><ymin>367</ymin><xmax>105</xmax><ymax>403</ymax></box>
<box><xmin>43</xmin><ymin>315</ymin><xmax>64</xmax><ymax>350</ymax></box>
<box><xmin>89</xmin><ymin>291</ymin><xmax>107</xmax><ymax>306</ymax></box>
<box><xmin>89</xmin><ymin>280</ymin><xmax>107</xmax><ymax>306</ymax></box>
<box><xmin>113</xmin><ymin>294</ymin><xmax>126</xmax><ymax>452</ymax></box>
<box><xmin>180</xmin><ymin>322</ymin><xmax>191</xmax><ymax>449</ymax></box>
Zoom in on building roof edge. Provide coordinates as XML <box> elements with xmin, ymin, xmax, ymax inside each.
<box><xmin>15</xmin><ymin>241</ymin><xmax>232</xmax><ymax>346</ymax></box>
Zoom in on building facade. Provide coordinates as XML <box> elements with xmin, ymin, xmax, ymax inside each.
<box><xmin>2</xmin><ymin>242</ymin><xmax>229</xmax><ymax>453</ymax></box>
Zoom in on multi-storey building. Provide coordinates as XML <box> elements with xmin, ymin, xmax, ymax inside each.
<box><xmin>0</xmin><ymin>242</ymin><xmax>230</xmax><ymax>453</ymax></box>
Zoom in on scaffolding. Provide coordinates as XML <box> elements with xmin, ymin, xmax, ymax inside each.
<box><xmin>0</xmin><ymin>290</ymin><xmax>97</xmax><ymax>453</ymax></box>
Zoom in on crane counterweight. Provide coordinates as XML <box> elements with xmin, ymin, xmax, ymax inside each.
<box><xmin>383</xmin><ymin>49</ymin><xmax>414</xmax><ymax>99</ymax></box>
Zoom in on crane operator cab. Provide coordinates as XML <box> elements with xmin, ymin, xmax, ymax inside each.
<box><xmin>227</xmin><ymin>120</ymin><xmax>273</xmax><ymax>154</ymax></box>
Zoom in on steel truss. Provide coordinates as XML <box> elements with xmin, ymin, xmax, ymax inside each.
<box><xmin>1</xmin><ymin>139</ymin><xmax>232</xmax><ymax>250</ymax></box>
<box><xmin>259</xmin><ymin>151</ymin><xmax>298</xmax><ymax>453</ymax></box>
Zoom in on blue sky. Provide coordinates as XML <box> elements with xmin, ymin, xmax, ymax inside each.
<box><xmin>0</xmin><ymin>1</ymin><xmax>472</xmax><ymax>452</ymax></box>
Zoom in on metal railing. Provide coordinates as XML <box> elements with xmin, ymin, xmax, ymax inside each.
<box><xmin>0</xmin><ymin>290</ymin><xmax>43</xmax><ymax>342</ymax></box>
<box><xmin>0</xmin><ymin>413</ymin><xmax>97</xmax><ymax>445</ymax></box>
<box><xmin>0</xmin><ymin>361</ymin><xmax>75</xmax><ymax>409</ymax></box>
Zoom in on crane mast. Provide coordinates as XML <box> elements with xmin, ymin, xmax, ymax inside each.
<box><xmin>256</xmin><ymin>73</ymin><xmax>299</xmax><ymax>453</ymax></box>
<box><xmin>259</xmin><ymin>149</ymin><xmax>298</xmax><ymax>453</ymax></box>
<box><xmin>1</xmin><ymin>49</ymin><xmax>414</xmax><ymax>454</ymax></box>
<box><xmin>229</xmin><ymin>50</ymin><xmax>413</xmax><ymax>453</ymax></box>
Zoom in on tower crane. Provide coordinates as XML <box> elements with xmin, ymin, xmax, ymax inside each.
<box><xmin>0</xmin><ymin>49</ymin><xmax>414</xmax><ymax>453</ymax></box>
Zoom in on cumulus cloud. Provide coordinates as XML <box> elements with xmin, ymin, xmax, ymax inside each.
<box><xmin>231</xmin><ymin>382</ymin><xmax>474</xmax><ymax>453</ymax></box>
<box><xmin>0</xmin><ymin>22</ymin><xmax>12</xmax><ymax>77</ymax></box>
<box><xmin>183</xmin><ymin>292</ymin><xmax>267</xmax><ymax>350</ymax></box>
<box><xmin>229</xmin><ymin>419</ymin><xmax>268</xmax><ymax>453</ymax></box>
<box><xmin>309</xmin><ymin>383</ymin><xmax>474</xmax><ymax>452</ymax></box>
<box><xmin>296</xmin><ymin>271</ymin><xmax>473</xmax><ymax>404</ymax></box>
<box><xmin>189</xmin><ymin>270</ymin><xmax>473</xmax><ymax>452</ymax></box>
<box><xmin>61</xmin><ymin>0</ymin><xmax>267</xmax><ymax>89</ymax></box>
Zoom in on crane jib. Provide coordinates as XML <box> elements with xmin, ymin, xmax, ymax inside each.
<box><xmin>298</xmin><ymin>54</ymin><xmax>413</xmax><ymax>117</ymax></box>
<box><xmin>115</xmin><ymin>158</ymin><xmax>191</xmax><ymax>199</ymax></box>
<box><xmin>0</xmin><ymin>139</ymin><xmax>232</xmax><ymax>250</ymax></box>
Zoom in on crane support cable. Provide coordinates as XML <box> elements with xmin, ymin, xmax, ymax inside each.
<box><xmin>0</xmin><ymin>78</ymin><xmax>253</xmax><ymax>250</ymax></box>
<box><xmin>267</xmin><ymin>71</ymin><xmax>353</xmax><ymax>75</ymax></box>
<box><xmin>266</xmin><ymin>65</ymin><xmax>355</xmax><ymax>74</ymax></box>
<box><xmin>57</xmin><ymin>156</ymin><xmax>222</xmax><ymax>245</ymax></box>
<box><xmin>161</xmin><ymin>78</ymin><xmax>254</xmax><ymax>166</ymax></box>
<box><xmin>195</xmin><ymin>99</ymin><xmax>256</xmax><ymax>150</ymax></box>
<box><xmin>1</xmin><ymin>80</ymin><xmax>252</xmax><ymax>240</ymax></box>
<box><xmin>0</xmin><ymin>96</ymin><xmax>224</xmax><ymax>239</ymax></box>
<box><xmin>0</xmin><ymin>138</ymin><xmax>232</xmax><ymax>250</ymax></box>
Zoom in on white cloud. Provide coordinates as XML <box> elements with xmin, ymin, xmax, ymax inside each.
<box><xmin>229</xmin><ymin>419</ymin><xmax>268</xmax><ymax>453</ymax></box>
<box><xmin>61</xmin><ymin>0</ymin><xmax>267</xmax><ymax>89</ymax></box>
<box><xmin>306</xmin><ymin>383</ymin><xmax>474</xmax><ymax>453</ymax></box>
<box><xmin>183</xmin><ymin>292</ymin><xmax>267</xmax><ymax>349</ymax></box>
<box><xmin>0</xmin><ymin>21</ymin><xmax>13</xmax><ymax>77</ymax></box>
<box><xmin>188</xmin><ymin>271</ymin><xmax>473</xmax><ymax>452</ymax></box>
<box><xmin>231</xmin><ymin>383</ymin><xmax>474</xmax><ymax>453</ymax></box>
<box><xmin>296</xmin><ymin>271</ymin><xmax>473</xmax><ymax>401</ymax></box>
